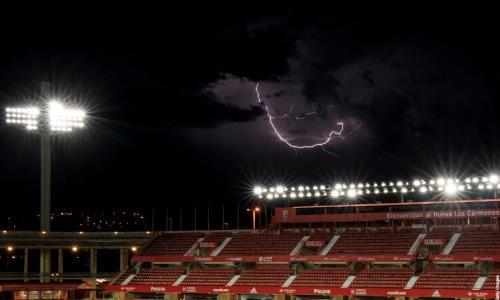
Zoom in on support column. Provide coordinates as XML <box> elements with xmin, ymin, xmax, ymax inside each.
<box><xmin>24</xmin><ymin>248</ymin><xmax>29</xmax><ymax>283</ymax></box>
<box><xmin>40</xmin><ymin>249</ymin><xmax>51</xmax><ymax>283</ymax></box>
<box><xmin>40</xmin><ymin>81</ymin><xmax>52</xmax><ymax>232</ymax></box>
<box><xmin>120</xmin><ymin>249</ymin><xmax>129</xmax><ymax>271</ymax></box>
<box><xmin>90</xmin><ymin>248</ymin><xmax>97</xmax><ymax>300</ymax></box>
<box><xmin>58</xmin><ymin>248</ymin><xmax>63</xmax><ymax>282</ymax></box>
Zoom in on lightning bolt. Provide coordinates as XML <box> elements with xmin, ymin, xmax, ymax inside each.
<box><xmin>256</xmin><ymin>82</ymin><xmax>352</xmax><ymax>154</ymax></box>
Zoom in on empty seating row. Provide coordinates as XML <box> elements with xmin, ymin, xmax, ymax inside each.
<box><xmin>451</xmin><ymin>232</ymin><xmax>500</xmax><ymax>254</ymax></box>
<box><xmin>413</xmin><ymin>269</ymin><xmax>482</xmax><ymax>289</ymax></box>
<box><xmin>290</xmin><ymin>267</ymin><xmax>350</xmax><ymax>288</ymax></box>
<box><xmin>236</xmin><ymin>264</ymin><xmax>291</xmax><ymax>286</ymax></box>
<box><xmin>220</xmin><ymin>233</ymin><xmax>303</xmax><ymax>256</ymax></box>
<box><xmin>480</xmin><ymin>269</ymin><xmax>500</xmax><ymax>290</ymax></box>
<box><xmin>130</xmin><ymin>268</ymin><xmax>184</xmax><ymax>285</ymax></box>
<box><xmin>329</xmin><ymin>232</ymin><xmax>418</xmax><ymax>255</ymax></box>
<box><xmin>181</xmin><ymin>268</ymin><xmax>237</xmax><ymax>286</ymax></box>
<box><xmin>141</xmin><ymin>233</ymin><xmax>204</xmax><ymax>256</ymax></box>
<box><xmin>350</xmin><ymin>268</ymin><xmax>414</xmax><ymax>288</ymax></box>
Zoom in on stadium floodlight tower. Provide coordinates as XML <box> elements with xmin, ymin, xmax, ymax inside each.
<box><xmin>5</xmin><ymin>82</ymin><xmax>85</xmax><ymax>232</ymax></box>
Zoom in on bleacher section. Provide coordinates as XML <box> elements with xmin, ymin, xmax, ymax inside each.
<box><xmin>480</xmin><ymin>269</ymin><xmax>500</xmax><ymax>290</ymax></box>
<box><xmin>451</xmin><ymin>231</ymin><xmax>500</xmax><ymax>254</ymax></box>
<box><xmin>130</xmin><ymin>268</ymin><xmax>184</xmax><ymax>285</ymax></box>
<box><xmin>115</xmin><ymin>268</ymin><xmax>134</xmax><ymax>285</ymax></box>
<box><xmin>290</xmin><ymin>267</ymin><xmax>350</xmax><ymax>288</ymax></box>
<box><xmin>302</xmin><ymin>233</ymin><xmax>334</xmax><ymax>255</ymax></box>
<box><xmin>423</xmin><ymin>229</ymin><xmax>454</xmax><ymax>254</ymax></box>
<box><xmin>329</xmin><ymin>230</ymin><xmax>418</xmax><ymax>255</ymax></box>
<box><xmin>219</xmin><ymin>232</ymin><xmax>303</xmax><ymax>256</ymax></box>
<box><xmin>181</xmin><ymin>267</ymin><xmax>237</xmax><ymax>286</ymax></box>
<box><xmin>141</xmin><ymin>233</ymin><xmax>204</xmax><ymax>256</ymax></box>
<box><xmin>235</xmin><ymin>264</ymin><xmax>292</xmax><ymax>286</ymax></box>
<box><xmin>413</xmin><ymin>269</ymin><xmax>482</xmax><ymax>289</ymax></box>
<box><xmin>350</xmin><ymin>268</ymin><xmax>414</xmax><ymax>288</ymax></box>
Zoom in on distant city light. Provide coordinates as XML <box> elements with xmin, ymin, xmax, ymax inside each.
<box><xmin>71</xmin><ymin>246</ymin><xmax>78</xmax><ymax>252</ymax></box>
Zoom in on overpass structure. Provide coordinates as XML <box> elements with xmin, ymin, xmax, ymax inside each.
<box><xmin>0</xmin><ymin>231</ymin><xmax>152</xmax><ymax>299</ymax></box>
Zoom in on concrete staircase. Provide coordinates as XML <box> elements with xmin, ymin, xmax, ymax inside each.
<box><xmin>184</xmin><ymin>237</ymin><xmax>205</xmax><ymax>256</ymax></box>
<box><xmin>290</xmin><ymin>236</ymin><xmax>310</xmax><ymax>255</ymax></box>
<box><xmin>122</xmin><ymin>274</ymin><xmax>135</xmax><ymax>285</ymax></box>
<box><xmin>473</xmin><ymin>276</ymin><xmax>487</xmax><ymax>290</ymax></box>
<box><xmin>226</xmin><ymin>275</ymin><xmax>240</xmax><ymax>286</ymax></box>
<box><xmin>320</xmin><ymin>235</ymin><xmax>340</xmax><ymax>255</ymax></box>
<box><xmin>173</xmin><ymin>274</ymin><xmax>188</xmax><ymax>286</ymax></box>
<box><xmin>405</xmin><ymin>276</ymin><xmax>419</xmax><ymax>289</ymax></box>
<box><xmin>408</xmin><ymin>233</ymin><xmax>426</xmax><ymax>255</ymax></box>
<box><xmin>211</xmin><ymin>237</ymin><xmax>233</xmax><ymax>256</ymax></box>
<box><xmin>342</xmin><ymin>275</ymin><xmax>356</xmax><ymax>288</ymax></box>
<box><xmin>282</xmin><ymin>275</ymin><xmax>297</xmax><ymax>287</ymax></box>
<box><xmin>442</xmin><ymin>233</ymin><xmax>461</xmax><ymax>255</ymax></box>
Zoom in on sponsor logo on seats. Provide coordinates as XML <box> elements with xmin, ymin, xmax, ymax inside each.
<box><xmin>250</xmin><ymin>287</ymin><xmax>258</xmax><ymax>294</ymax></box>
<box><xmin>393</xmin><ymin>256</ymin><xmax>411</xmax><ymax>261</ymax></box>
<box><xmin>313</xmin><ymin>289</ymin><xmax>330</xmax><ymax>295</ymax></box>
<box><xmin>258</xmin><ymin>256</ymin><xmax>273</xmax><ymax>262</ymax></box>
<box><xmin>120</xmin><ymin>286</ymin><xmax>136</xmax><ymax>292</ymax></box>
<box><xmin>474</xmin><ymin>256</ymin><xmax>494</xmax><ymax>261</ymax></box>
<box><xmin>227</xmin><ymin>257</ymin><xmax>243</xmax><ymax>261</ymax></box>
<box><xmin>150</xmin><ymin>286</ymin><xmax>166</xmax><ymax>292</ymax></box>
<box><xmin>350</xmin><ymin>289</ymin><xmax>367</xmax><ymax>295</ymax></box>
<box><xmin>279</xmin><ymin>288</ymin><xmax>296</xmax><ymax>294</ymax></box>
<box><xmin>432</xmin><ymin>289</ymin><xmax>441</xmax><ymax>297</ymax></box>
<box><xmin>387</xmin><ymin>290</ymin><xmax>406</xmax><ymax>296</ymax></box>
<box><xmin>423</xmin><ymin>239</ymin><xmax>444</xmax><ymax>245</ymax></box>
<box><xmin>305</xmin><ymin>240</ymin><xmax>325</xmax><ymax>247</ymax></box>
<box><xmin>213</xmin><ymin>288</ymin><xmax>229</xmax><ymax>293</ymax></box>
<box><xmin>468</xmin><ymin>291</ymin><xmax>489</xmax><ymax>297</ymax></box>
<box><xmin>199</xmin><ymin>242</ymin><xmax>218</xmax><ymax>248</ymax></box>
<box><xmin>194</xmin><ymin>256</ymin><xmax>212</xmax><ymax>261</ymax></box>
<box><xmin>182</xmin><ymin>286</ymin><xmax>197</xmax><ymax>293</ymax></box>
<box><xmin>357</xmin><ymin>256</ymin><xmax>375</xmax><ymax>261</ymax></box>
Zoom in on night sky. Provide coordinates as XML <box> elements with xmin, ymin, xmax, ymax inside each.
<box><xmin>1</xmin><ymin>4</ymin><xmax>500</xmax><ymax>229</ymax></box>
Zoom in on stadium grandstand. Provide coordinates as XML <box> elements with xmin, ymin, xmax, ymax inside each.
<box><xmin>103</xmin><ymin>197</ymin><xmax>500</xmax><ymax>300</ymax></box>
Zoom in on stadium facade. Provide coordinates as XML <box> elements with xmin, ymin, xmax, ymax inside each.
<box><xmin>103</xmin><ymin>198</ymin><xmax>500</xmax><ymax>300</ymax></box>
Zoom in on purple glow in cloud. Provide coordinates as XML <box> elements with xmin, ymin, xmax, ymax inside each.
<box><xmin>255</xmin><ymin>82</ymin><xmax>352</xmax><ymax>155</ymax></box>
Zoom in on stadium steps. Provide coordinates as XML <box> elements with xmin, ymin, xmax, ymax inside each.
<box><xmin>173</xmin><ymin>274</ymin><xmax>188</xmax><ymax>286</ymax></box>
<box><xmin>210</xmin><ymin>237</ymin><xmax>233</xmax><ymax>256</ymax></box>
<box><xmin>226</xmin><ymin>275</ymin><xmax>240</xmax><ymax>286</ymax></box>
<box><xmin>282</xmin><ymin>275</ymin><xmax>297</xmax><ymax>287</ymax></box>
<box><xmin>342</xmin><ymin>275</ymin><xmax>356</xmax><ymax>288</ymax></box>
<box><xmin>405</xmin><ymin>276</ymin><xmax>419</xmax><ymax>289</ymax></box>
<box><xmin>185</xmin><ymin>237</ymin><xmax>205</xmax><ymax>256</ymax></box>
<box><xmin>473</xmin><ymin>276</ymin><xmax>487</xmax><ymax>290</ymax></box>
<box><xmin>408</xmin><ymin>233</ymin><xmax>426</xmax><ymax>255</ymax></box>
<box><xmin>290</xmin><ymin>235</ymin><xmax>309</xmax><ymax>255</ymax></box>
<box><xmin>319</xmin><ymin>235</ymin><xmax>340</xmax><ymax>255</ymax></box>
<box><xmin>122</xmin><ymin>274</ymin><xmax>135</xmax><ymax>285</ymax></box>
<box><xmin>441</xmin><ymin>233</ymin><xmax>461</xmax><ymax>254</ymax></box>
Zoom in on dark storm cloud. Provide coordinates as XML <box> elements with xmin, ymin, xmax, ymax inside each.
<box><xmin>118</xmin><ymin>86</ymin><xmax>265</xmax><ymax>128</ymax></box>
<box><xmin>2</xmin><ymin>3</ymin><xmax>500</xmax><ymax>217</ymax></box>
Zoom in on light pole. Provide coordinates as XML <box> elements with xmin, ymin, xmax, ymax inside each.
<box><xmin>4</xmin><ymin>82</ymin><xmax>86</xmax><ymax>282</ymax></box>
<box><xmin>246</xmin><ymin>207</ymin><xmax>261</xmax><ymax>230</ymax></box>
<box><xmin>5</xmin><ymin>82</ymin><xmax>86</xmax><ymax>231</ymax></box>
